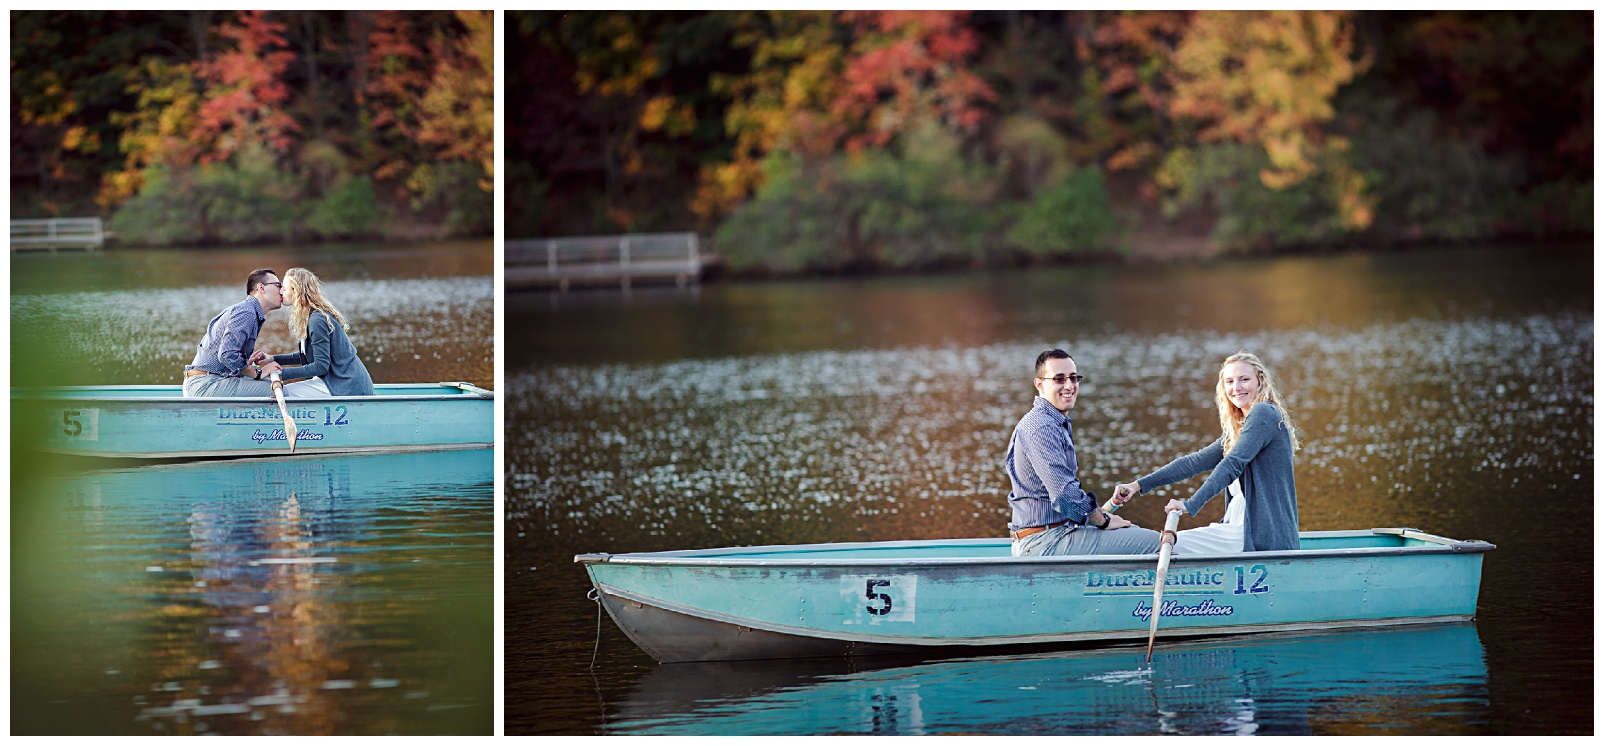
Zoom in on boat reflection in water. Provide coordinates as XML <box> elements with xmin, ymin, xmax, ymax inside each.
<box><xmin>608</xmin><ymin>623</ymin><xmax>1488</xmax><ymax>736</ymax></box>
<box><xmin>12</xmin><ymin>450</ymin><xmax>493</xmax><ymax>736</ymax></box>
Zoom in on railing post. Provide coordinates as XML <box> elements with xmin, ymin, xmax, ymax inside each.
<box><xmin>619</xmin><ymin>236</ymin><xmax>631</xmax><ymax>290</ymax></box>
<box><xmin>547</xmin><ymin>240</ymin><xmax>557</xmax><ymax>273</ymax></box>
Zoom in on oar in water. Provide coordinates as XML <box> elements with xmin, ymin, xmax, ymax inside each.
<box><xmin>1145</xmin><ymin>509</ymin><xmax>1183</xmax><ymax>663</ymax></box>
<box><xmin>269</xmin><ymin>372</ymin><xmax>298</xmax><ymax>453</ymax></box>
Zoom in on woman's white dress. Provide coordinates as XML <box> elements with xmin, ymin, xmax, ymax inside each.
<box><xmin>279</xmin><ymin>337</ymin><xmax>332</xmax><ymax>398</ymax></box>
<box><xmin>1174</xmin><ymin>479</ymin><xmax>1246</xmax><ymax>554</ymax></box>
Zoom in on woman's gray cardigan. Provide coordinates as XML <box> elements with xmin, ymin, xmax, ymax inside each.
<box><xmin>273</xmin><ymin>310</ymin><xmax>375</xmax><ymax>396</ymax></box>
<box><xmin>1134</xmin><ymin>402</ymin><xmax>1299</xmax><ymax>552</ymax></box>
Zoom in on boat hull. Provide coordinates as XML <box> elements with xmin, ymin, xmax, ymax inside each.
<box><xmin>14</xmin><ymin>382</ymin><xmax>492</xmax><ymax>459</ymax></box>
<box><xmin>577</xmin><ymin>529</ymin><xmax>1493</xmax><ymax>664</ymax></box>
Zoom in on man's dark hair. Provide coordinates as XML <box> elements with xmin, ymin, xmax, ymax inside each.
<box><xmin>1035</xmin><ymin>349</ymin><xmax>1073</xmax><ymax>377</ymax></box>
<box><xmin>246</xmin><ymin>268</ymin><xmax>277</xmax><ymax>295</ymax></box>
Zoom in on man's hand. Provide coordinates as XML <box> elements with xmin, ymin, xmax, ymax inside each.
<box><xmin>1105</xmin><ymin>512</ymin><xmax>1133</xmax><ymax>530</ymax></box>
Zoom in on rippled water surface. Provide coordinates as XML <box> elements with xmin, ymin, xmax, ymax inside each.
<box><xmin>12</xmin><ymin>240</ymin><xmax>493</xmax><ymax>388</ymax></box>
<box><xmin>11</xmin><ymin>241</ymin><xmax>494</xmax><ymax>735</ymax></box>
<box><xmin>508</xmin><ymin>244</ymin><xmax>1591</xmax><ymax>735</ymax></box>
<box><xmin>13</xmin><ymin>450</ymin><xmax>494</xmax><ymax>735</ymax></box>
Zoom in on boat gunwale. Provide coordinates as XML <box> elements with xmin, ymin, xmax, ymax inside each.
<box><xmin>576</xmin><ymin>529</ymin><xmax>1495</xmax><ymax>568</ymax></box>
<box><xmin>12</xmin><ymin>381</ymin><xmax>493</xmax><ymax>402</ymax></box>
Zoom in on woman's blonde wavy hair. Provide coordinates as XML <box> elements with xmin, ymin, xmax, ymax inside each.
<box><xmin>1215</xmin><ymin>351</ymin><xmax>1300</xmax><ymax>452</ymax></box>
<box><xmin>283</xmin><ymin>267</ymin><xmax>351</xmax><ymax>342</ymax></box>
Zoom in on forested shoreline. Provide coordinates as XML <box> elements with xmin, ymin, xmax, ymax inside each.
<box><xmin>12</xmin><ymin>10</ymin><xmax>493</xmax><ymax>246</ymax></box>
<box><xmin>510</xmin><ymin>11</ymin><xmax>1591</xmax><ymax>272</ymax></box>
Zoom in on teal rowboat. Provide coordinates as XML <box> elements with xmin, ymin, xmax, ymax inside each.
<box><xmin>14</xmin><ymin>382</ymin><xmax>492</xmax><ymax>459</ymax></box>
<box><xmin>576</xmin><ymin>529</ymin><xmax>1494</xmax><ymax>664</ymax></box>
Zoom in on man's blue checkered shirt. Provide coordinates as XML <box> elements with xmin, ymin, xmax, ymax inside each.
<box><xmin>1005</xmin><ymin>396</ymin><xmax>1098</xmax><ymax>532</ymax></box>
<box><xmin>185</xmin><ymin>296</ymin><xmax>266</xmax><ymax>377</ymax></box>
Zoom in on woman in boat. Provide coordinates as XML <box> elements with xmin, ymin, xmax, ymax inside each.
<box><xmin>1111</xmin><ymin>351</ymin><xmax>1300</xmax><ymax>553</ymax></box>
<box><xmin>254</xmin><ymin>267</ymin><xmax>375</xmax><ymax>397</ymax></box>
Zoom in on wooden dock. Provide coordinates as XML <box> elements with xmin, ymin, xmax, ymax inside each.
<box><xmin>11</xmin><ymin>217</ymin><xmax>105</xmax><ymax>251</ymax></box>
<box><xmin>506</xmin><ymin>232</ymin><xmax>703</xmax><ymax>291</ymax></box>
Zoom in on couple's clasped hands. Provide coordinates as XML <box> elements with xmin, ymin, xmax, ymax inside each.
<box><xmin>249</xmin><ymin>350</ymin><xmax>283</xmax><ymax>377</ymax></box>
<box><xmin>1111</xmin><ymin>481</ymin><xmax>1188</xmax><ymax>516</ymax></box>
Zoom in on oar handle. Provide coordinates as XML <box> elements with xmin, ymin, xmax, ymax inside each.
<box><xmin>1161</xmin><ymin>508</ymin><xmax>1181</xmax><ymax>544</ymax></box>
<box><xmin>1100</xmin><ymin>484</ymin><xmax>1140</xmax><ymax>515</ymax></box>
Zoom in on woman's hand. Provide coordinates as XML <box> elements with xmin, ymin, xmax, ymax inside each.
<box><xmin>249</xmin><ymin>350</ymin><xmax>271</xmax><ymax>365</ymax></box>
<box><xmin>1111</xmin><ymin>481</ymin><xmax>1141</xmax><ymax>506</ymax></box>
<box><xmin>1164</xmin><ymin>499</ymin><xmax>1188</xmax><ymax>514</ymax></box>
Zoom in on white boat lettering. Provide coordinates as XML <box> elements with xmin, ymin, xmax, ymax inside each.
<box><xmin>251</xmin><ymin>429</ymin><xmax>326</xmax><ymax>445</ymax></box>
<box><xmin>1132</xmin><ymin>598</ymin><xmax>1235</xmax><ymax>622</ymax></box>
<box><xmin>840</xmin><ymin>575</ymin><xmax>917</xmax><ymax>623</ymax></box>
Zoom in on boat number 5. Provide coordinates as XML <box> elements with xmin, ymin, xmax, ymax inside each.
<box><xmin>57</xmin><ymin>408</ymin><xmax>99</xmax><ymax>441</ymax></box>
<box><xmin>845</xmin><ymin>575</ymin><xmax>917</xmax><ymax>622</ymax></box>
<box><xmin>865</xmin><ymin>580</ymin><xmax>893</xmax><ymax>615</ymax></box>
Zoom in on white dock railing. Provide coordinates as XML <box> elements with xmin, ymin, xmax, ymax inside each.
<box><xmin>506</xmin><ymin>232</ymin><xmax>702</xmax><ymax>290</ymax></box>
<box><xmin>11</xmin><ymin>217</ymin><xmax>105</xmax><ymax>250</ymax></box>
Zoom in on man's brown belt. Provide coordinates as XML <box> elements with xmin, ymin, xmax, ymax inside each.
<box><xmin>183</xmin><ymin>368</ymin><xmax>212</xmax><ymax>378</ymax></box>
<box><xmin>1010</xmin><ymin>520</ymin><xmax>1070</xmax><ymax>541</ymax></box>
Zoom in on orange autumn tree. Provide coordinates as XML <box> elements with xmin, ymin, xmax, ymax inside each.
<box><xmin>193</xmin><ymin>10</ymin><xmax>300</xmax><ymax>162</ymax></box>
<box><xmin>1089</xmin><ymin>10</ymin><xmax>1192</xmax><ymax>180</ymax></box>
<box><xmin>102</xmin><ymin>11</ymin><xmax>298</xmax><ymax>205</ymax></box>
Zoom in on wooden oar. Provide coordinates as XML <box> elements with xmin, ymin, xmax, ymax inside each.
<box><xmin>269</xmin><ymin>371</ymin><xmax>297</xmax><ymax>453</ymax></box>
<box><xmin>1145</xmin><ymin>509</ymin><xmax>1183</xmax><ymax>663</ymax></box>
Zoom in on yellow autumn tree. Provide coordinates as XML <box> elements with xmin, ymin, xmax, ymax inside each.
<box><xmin>417</xmin><ymin>9</ymin><xmax>495</xmax><ymax>191</ymax></box>
<box><xmin>691</xmin><ymin>11</ymin><xmax>847</xmax><ymax>222</ymax></box>
<box><xmin>1167</xmin><ymin>10</ymin><xmax>1374</xmax><ymax>228</ymax></box>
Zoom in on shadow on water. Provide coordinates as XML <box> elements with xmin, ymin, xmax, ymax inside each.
<box><xmin>11</xmin><ymin>450</ymin><xmax>494</xmax><ymax>735</ymax></box>
<box><xmin>606</xmin><ymin>624</ymin><xmax>1491</xmax><ymax>735</ymax></box>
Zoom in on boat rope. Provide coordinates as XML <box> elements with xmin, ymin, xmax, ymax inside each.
<box><xmin>588</xmin><ymin>588</ymin><xmax>603</xmax><ymax>670</ymax></box>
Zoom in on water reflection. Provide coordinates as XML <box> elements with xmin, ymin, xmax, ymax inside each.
<box><xmin>608</xmin><ymin>624</ymin><xmax>1489</xmax><ymax>735</ymax></box>
<box><xmin>12</xmin><ymin>450</ymin><xmax>493</xmax><ymax>735</ymax></box>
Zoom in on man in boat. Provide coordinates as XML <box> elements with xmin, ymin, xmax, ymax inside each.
<box><xmin>1005</xmin><ymin>349</ymin><xmax>1162</xmax><ymax>556</ymax></box>
<box><xmin>181</xmin><ymin>268</ymin><xmax>286</xmax><ymax>397</ymax></box>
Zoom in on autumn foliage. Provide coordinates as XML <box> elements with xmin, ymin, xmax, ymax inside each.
<box><xmin>11</xmin><ymin>10</ymin><xmax>494</xmax><ymax>245</ymax></box>
<box><xmin>511</xmin><ymin>10</ymin><xmax>1590</xmax><ymax>270</ymax></box>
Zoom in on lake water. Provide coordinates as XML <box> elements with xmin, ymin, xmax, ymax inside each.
<box><xmin>10</xmin><ymin>241</ymin><xmax>495</xmax><ymax>735</ymax></box>
<box><xmin>506</xmin><ymin>243</ymin><xmax>1592</xmax><ymax>735</ymax></box>
<box><xmin>10</xmin><ymin>240</ymin><xmax>493</xmax><ymax>388</ymax></box>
